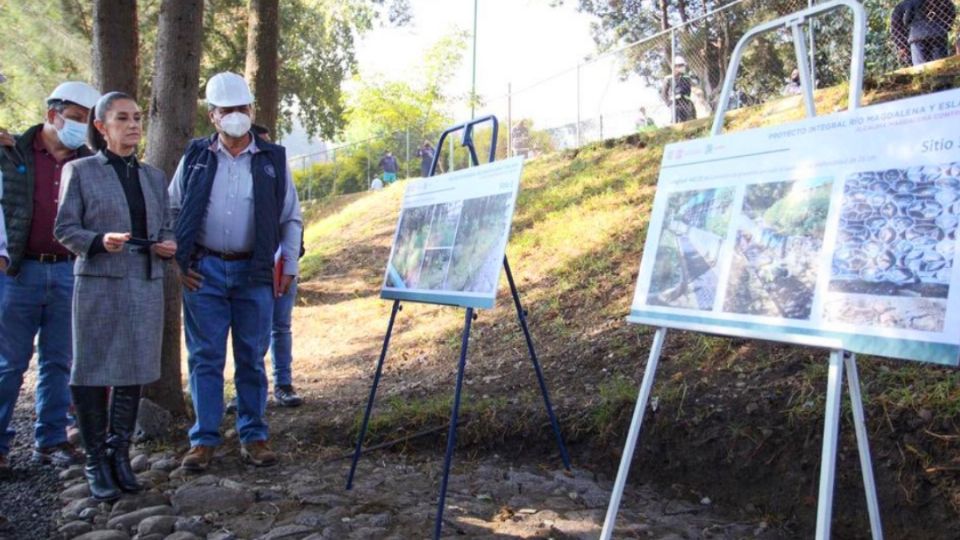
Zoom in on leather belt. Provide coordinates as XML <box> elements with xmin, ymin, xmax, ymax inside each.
<box><xmin>23</xmin><ymin>253</ymin><xmax>75</xmax><ymax>263</ymax></box>
<box><xmin>195</xmin><ymin>245</ymin><xmax>253</xmax><ymax>261</ymax></box>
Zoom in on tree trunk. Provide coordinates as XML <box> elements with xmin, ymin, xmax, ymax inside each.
<box><xmin>659</xmin><ymin>0</ymin><xmax>671</xmax><ymax>31</ymax></box>
<box><xmin>142</xmin><ymin>0</ymin><xmax>205</xmax><ymax>417</ymax></box>
<box><xmin>245</xmin><ymin>0</ymin><xmax>280</xmax><ymax>136</ymax></box>
<box><xmin>92</xmin><ymin>0</ymin><xmax>138</xmax><ymax>96</ymax></box>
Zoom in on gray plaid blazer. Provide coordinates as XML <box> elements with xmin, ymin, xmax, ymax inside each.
<box><xmin>55</xmin><ymin>152</ymin><xmax>173</xmax><ymax>278</ymax></box>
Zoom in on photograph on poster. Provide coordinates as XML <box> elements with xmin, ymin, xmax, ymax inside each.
<box><xmin>384</xmin><ymin>193</ymin><xmax>515</xmax><ymax>295</ymax></box>
<box><xmin>386</xmin><ymin>205</ymin><xmax>433</xmax><ymax>288</ymax></box>
<box><xmin>723</xmin><ymin>178</ymin><xmax>833</xmax><ymax>319</ymax></box>
<box><xmin>445</xmin><ymin>193</ymin><xmax>514</xmax><ymax>292</ymax></box>
<box><xmin>824</xmin><ymin>162</ymin><xmax>960</xmax><ymax>332</ymax></box>
<box><xmin>647</xmin><ymin>187</ymin><xmax>735</xmax><ymax>310</ymax></box>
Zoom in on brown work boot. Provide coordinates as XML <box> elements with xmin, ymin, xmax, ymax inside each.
<box><xmin>0</xmin><ymin>454</ymin><xmax>10</xmax><ymax>479</ymax></box>
<box><xmin>240</xmin><ymin>440</ymin><xmax>277</xmax><ymax>467</ymax></box>
<box><xmin>32</xmin><ymin>442</ymin><xmax>84</xmax><ymax>467</ymax></box>
<box><xmin>181</xmin><ymin>445</ymin><xmax>216</xmax><ymax>472</ymax></box>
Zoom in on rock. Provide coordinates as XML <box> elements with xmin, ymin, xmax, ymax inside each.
<box><xmin>137</xmin><ymin>515</ymin><xmax>179</xmax><ymax>536</ymax></box>
<box><xmin>222</xmin><ymin>511</ymin><xmax>275</xmax><ymax>538</ymax></box>
<box><xmin>700</xmin><ymin>496</ymin><xmax>712</xmax><ymax>505</ymax></box>
<box><xmin>111</xmin><ymin>493</ymin><xmax>170</xmax><ymax>516</ymax></box>
<box><xmin>135</xmin><ymin>535</ymin><xmax>166</xmax><ymax>540</ymax></box>
<box><xmin>80</xmin><ymin>507</ymin><xmax>101</xmax><ymax>521</ymax></box>
<box><xmin>365</xmin><ymin>513</ymin><xmax>390</xmax><ymax>528</ymax></box>
<box><xmin>60</xmin><ymin>465</ymin><xmax>85</xmax><ymax>481</ymax></box>
<box><xmin>255</xmin><ymin>489</ymin><xmax>284</xmax><ymax>502</ymax></box>
<box><xmin>206</xmin><ymin>531</ymin><xmax>237</xmax><ymax>540</ymax></box>
<box><xmin>219</xmin><ymin>479</ymin><xmax>245</xmax><ymax>491</ymax></box>
<box><xmin>173</xmin><ymin>516</ymin><xmax>209</xmax><ymax>537</ymax></box>
<box><xmin>255</xmin><ymin>524</ymin><xmax>313</xmax><ymax>539</ymax></box>
<box><xmin>172</xmin><ymin>485</ymin><xmax>254</xmax><ymax>515</ymax></box>
<box><xmin>163</xmin><ymin>533</ymin><xmax>201</xmax><ymax>540</ymax></box>
<box><xmin>72</xmin><ymin>530</ymin><xmax>131</xmax><ymax>540</ymax></box>
<box><xmin>57</xmin><ymin>520</ymin><xmax>93</xmax><ymax>537</ymax></box>
<box><xmin>151</xmin><ymin>458</ymin><xmax>180</xmax><ymax>472</ymax></box>
<box><xmin>131</xmin><ymin>454</ymin><xmax>151</xmax><ymax>473</ymax></box>
<box><xmin>347</xmin><ymin>527</ymin><xmax>387</xmax><ymax>539</ymax></box>
<box><xmin>135</xmin><ymin>398</ymin><xmax>173</xmax><ymax>441</ymax></box>
<box><xmin>293</xmin><ymin>511</ymin><xmax>327</xmax><ymax>528</ymax></box>
<box><xmin>61</xmin><ymin>482</ymin><xmax>92</xmax><ymax>501</ymax></box>
<box><xmin>106</xmin><ymin>505</ymin><xmax>175</xmax><ymax>533</ymax></box>
<box><xmin>138</xmin><ymin>469</ymin><xmax>171</xmax><ymax>487</ymax></box>
<box><xmin>62</xmin><ymin>497</ymin><xmax>99</xmax><ymax>519</ymax></box>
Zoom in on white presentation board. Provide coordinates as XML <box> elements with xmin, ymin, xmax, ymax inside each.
<box><xmin>630</xmin><ymin>89</ymin><xmax>960</xmax><ymax>365</ymax></box>
<box><xmin>381</xmin><ymin>157</ymin><xmax>523</xmax><ymax>309</ymax></box>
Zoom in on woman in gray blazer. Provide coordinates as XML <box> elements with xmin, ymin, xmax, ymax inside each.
<box><xmin>55</xmin><ymin>92</ymin><xmax>176</xmax><ymax>502</ymax></box>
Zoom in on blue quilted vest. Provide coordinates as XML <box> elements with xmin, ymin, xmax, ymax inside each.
<box><xmin>173</xmin><ymin>132</ymin><xmax>286</xmax><ymax>285</ymax></box>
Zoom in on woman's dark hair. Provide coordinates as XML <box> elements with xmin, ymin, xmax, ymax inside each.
<box><xmin>87</xmin><ymin>91</ymin><xmax>136</xmax><ymax>152</ymax></box>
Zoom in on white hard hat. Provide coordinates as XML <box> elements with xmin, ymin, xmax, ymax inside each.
<box><xmin>205</xmin><ymin>72</ymin><xmax>254</xmax><ymax>107</ymax></box>
<box><xmin>47</xmin><ymin>81</ymin><xmax>101</xmax><ymax>109</ymax></box>
<box><xmin>674</xmin><ymin>56</ymin><xmax>687</xmax><ymax>66</ymax></box>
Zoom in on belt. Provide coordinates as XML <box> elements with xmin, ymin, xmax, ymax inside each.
<box><xmin>195</xmin><ymin>245</ymin><xmax>253</xmax><ymax>261</ymax></box>
<box><xmin>23</xmin><ymin>253</ymin><xmax>75</xmax><ymax>263</ymax></box>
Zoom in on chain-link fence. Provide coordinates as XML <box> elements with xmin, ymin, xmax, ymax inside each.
<box><xmin>291</xmin><ymin>0</ymin><xmax>960</xmax><ymax>200</ymax></box>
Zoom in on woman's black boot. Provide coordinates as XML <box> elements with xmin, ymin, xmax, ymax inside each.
<box><xmin>107</xmin><ymin>385</ymin><xmax>142</xmax><ymax>493</ymax></box>
<box><xmin>71</xmin><ymin>386</ymin><xmax>120</xmax><ymax>502</ymax></box>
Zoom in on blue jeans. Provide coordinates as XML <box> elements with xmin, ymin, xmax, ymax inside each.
<box><xmin>183</xmin><ymin>257</ymin><xmax>273</xmax><ymax>447</ymax></box>
<box><xmin>270</xmin><ymin>278</ymin><xmax>297</xmax><ymax>387</ymax></box>
<box><xmin>911</xmin><ymin>37</ymin><xmax>949</xmax><ymax>66</ymax></box>
<box><xmin>0</xmin><ymin>261</ymin><xmax>74</xmax><ymax>455</ymax></box>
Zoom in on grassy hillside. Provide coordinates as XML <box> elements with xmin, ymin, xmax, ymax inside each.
<box><xmin>293</xmin><ymin>56</ymin><xmax>960</xmax><ymax>538</ymax></box>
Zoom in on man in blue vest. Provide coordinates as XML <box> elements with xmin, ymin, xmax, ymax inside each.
<box><xmin>169</xmin><ymin>72</ymin><xmax>302</xmax><ymax>471</ymax></box>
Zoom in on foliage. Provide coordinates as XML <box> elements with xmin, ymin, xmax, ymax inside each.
<box><xmin>344</xmin><ymin>30</ymin><xmax>469</xmax><ymax>144</ymax></box>
<box><xmin>201</xmin><ymin>0</ymin><xmax>399</xmax><ymax>139</ymax></box>
<box><xmin>763</xmin><ymin>182</ymin><xmax>832</xmax><ymax>236</ymax></box>
<box><xmin>565</xmin><ymin>0</ymin><xmax>904</xmax><ymax>111</ymax></box>
<box><xmin>0</xmin><ymin>2</ymin><xmax>92</xmax><ymax>129</ymax></box>
<box><xmin>0</xmin><ymin>0</ymin><xmax>408</xmax><ymax>138</ymax></box>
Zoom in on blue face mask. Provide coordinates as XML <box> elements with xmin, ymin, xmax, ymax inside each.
<box><xmin>56</xmin><ymin>116</ymin><xmax>88</xmax><ymax>150</ymax></box>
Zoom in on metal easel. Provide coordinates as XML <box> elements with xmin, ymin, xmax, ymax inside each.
<box><xmin>600</xmin><ymin>2</ymin><xmax>882</xmax><ymax>539</ymax></box>
<box><xmin>346</xmin><ymin>115</ymin><xmax>571</xmax><ymax>540</ymax></box>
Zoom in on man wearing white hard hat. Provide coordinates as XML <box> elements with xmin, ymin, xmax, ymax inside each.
<box><xmin>0</xmin><ymin>81</ymin><xmax>100</xmax><ymax>477</ymax></box>
<box><xmin>169</xmin><ymin>72</ymin><xmax>302</xmax><ymax>471</ymax></box>
<box><xmin>660</xmin><ymin>55</ymin><xmax>697</xmax><ymax>124</ymax></box>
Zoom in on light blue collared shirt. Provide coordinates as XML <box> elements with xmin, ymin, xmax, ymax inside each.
<box><xmin>168</xmin><ymin>136</ymin><xmax>303</xmax><ymax>275</ymax></box>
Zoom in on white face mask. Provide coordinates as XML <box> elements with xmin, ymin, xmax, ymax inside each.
<box><xmin>56</xmin><ymin>116</ymin><xmax>88</xmax><ymax>149</ymax></box>
<box><xmin>219</xmin><ymin>112</ymin><xmax>251</xmax><ymax>138</ymax></box>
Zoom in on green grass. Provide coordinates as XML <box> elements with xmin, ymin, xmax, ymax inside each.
<box><xmin>302</xmin><ymin>56</ymin><xmax>960</xmax><ymax>453</ymax></box>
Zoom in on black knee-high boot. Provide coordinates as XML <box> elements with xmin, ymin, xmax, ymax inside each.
<box><xmin>107</xmin><ymin>385</ymin><xmax>142</xmax><ymax>493</ymax></box>
<box><xmin>71</xmin><ymin>386</ymin><xmax>120</xmax><ymax>502</ymax></box>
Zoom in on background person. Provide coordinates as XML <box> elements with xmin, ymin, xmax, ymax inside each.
<box><xmin>0</xmin><ymin>81</ymin><xmax>100</xmax><ymax>477</ymax></box>
<box><xmin>660</xmin><ymin>56</ymin><xmax>697</xmax><ymax>123</ymax></box>
<box><xmin>416</xmin><ymin>140</ymin><xmax>435</xmax><ymax>177</ymax></box>
<box><xmin>55</xmin><ymin>92</ymin><xmax>175</xmax><ymax>501</ymax></box>
<box><xmin>379</xmin><ymin>150</ymin><xmax>398</xmax><ymax>184</ymax></box>
<box><xmin>892</xmin><ymin>0</ymin><xmax>957</xmax><ymax>66</ymax></box>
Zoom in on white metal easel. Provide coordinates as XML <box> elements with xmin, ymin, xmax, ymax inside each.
<box><xmin>600</xmin><ymin>2</ymin><xmax>882</xmax><ymax>539</ymax></box>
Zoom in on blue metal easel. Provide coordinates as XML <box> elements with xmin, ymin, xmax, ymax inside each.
<box><xmin>346</xmin><ymin>115</ymin><xmax>572</xmax><ymax>540</ymax></box>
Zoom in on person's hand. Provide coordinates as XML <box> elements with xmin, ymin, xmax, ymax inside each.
<box><xmin>0</xmin><ymin>257</ymin><xmax>7</xmax><ymax>273</ymax></box>
<box><xmin>180</xmin><ymin>268</ymin><xmax>204</xmax><ymax>291</ymax></box>
<box><xmin>277</xmin><ymin>274</ymin><xmax>295</xmax><ymax>298</ymax></box>
<box><xmin>151</xmin><ymin>240</ymin><xmax>177</xmax><ymax>259</ymax></box>
<box><xmin>897</xmin><ymin>48</ymin><xmax>910</xmax><ymax>65</ymax></box>
<box><xmin>0</xmin><ymin>129</ymin><xmax>13</xmax><ymax>147</ymax></box>
<box><xmin>103</xmin><ymin>232</ymin><xmax>131</xmax><ymax>253</ymax></box>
